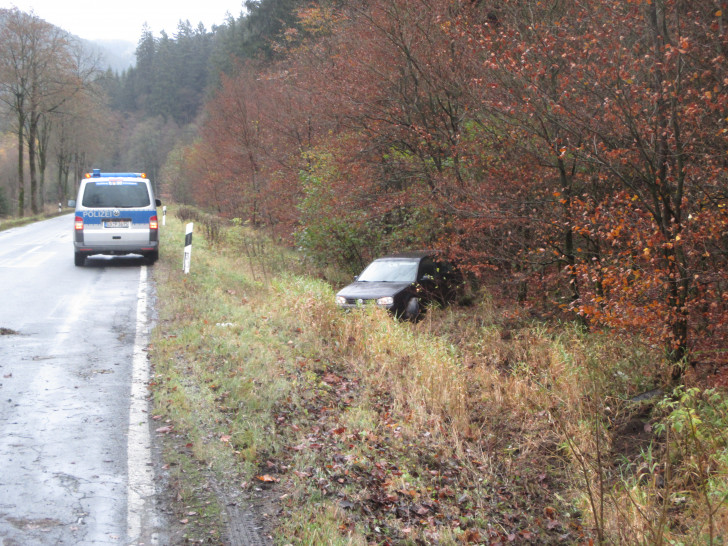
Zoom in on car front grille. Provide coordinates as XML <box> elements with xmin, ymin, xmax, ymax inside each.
<box><xmin>344</xmin><ymin>298</ymin><xmax>373</xmax><ymax>305</ymax></box>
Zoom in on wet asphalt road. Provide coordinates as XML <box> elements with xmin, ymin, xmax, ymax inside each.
<box><xmin>0</xmin><ymin>214</ymin><xmax>163</xmax><ymax>544</ymax></box>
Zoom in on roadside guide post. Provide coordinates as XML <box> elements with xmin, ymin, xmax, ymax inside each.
<box><xmin>162</xmin><ymin>205</ymin><xmax>167</xmax><ymax>226</ymax></box>
<box><xmin>183</xmin><ymin>222</ymin><xmax>193</xmax><ymax>274</ymax></box>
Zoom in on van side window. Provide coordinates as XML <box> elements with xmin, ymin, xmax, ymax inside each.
<box><xmin>81</xmin><ymin>182</ymin><xmax>151</xmax><ymax>208</ymax></box>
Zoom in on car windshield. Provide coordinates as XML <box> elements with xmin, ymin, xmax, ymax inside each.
<box><xmin>357</xmin><ymin>259</ymin><xmax>419</xmax><ymax>283</ymax></box>
<box><xmin>82</xmin><ymin>182</ymin><xmax>150</xmax><ymax>208</ymax></box>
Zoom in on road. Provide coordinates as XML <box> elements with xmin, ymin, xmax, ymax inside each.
<box><xmin>0</xmin><ymin>214</ymin><xmax>165</xmax><ymax>544</ymax></box>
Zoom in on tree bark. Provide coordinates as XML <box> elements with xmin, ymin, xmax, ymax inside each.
<box><xmin>16</xmin><ymin>105</ymin><xmax>25</xmax><ymax>217</ymax></box>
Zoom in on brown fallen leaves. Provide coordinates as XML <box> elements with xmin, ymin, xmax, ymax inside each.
<box><xmin>257</xmin><ymin>357</ymin><xmax>584</xmax><ymax>543</ymax></box>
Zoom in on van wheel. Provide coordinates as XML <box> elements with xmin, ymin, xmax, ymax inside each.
<box><xmin>74</xmin><ymin>252</ymin><xmax>85</xmax><ymax>266</ymax></box>
<box><xmin>145</xmin><ymin>251</ymin><xmax>158</xmax><ymax>265</ymax></box>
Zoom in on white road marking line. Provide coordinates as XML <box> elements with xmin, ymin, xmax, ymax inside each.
<box><xmin>127</xmin><ymin>265</ymin><xmax>160</xmax><ymax>543</ymax></box>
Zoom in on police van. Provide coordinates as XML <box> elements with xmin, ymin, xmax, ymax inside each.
<box><xmin>69</xmin><ymin>170</ymin><xmax>161</xmax><ymax>266</ymax></box>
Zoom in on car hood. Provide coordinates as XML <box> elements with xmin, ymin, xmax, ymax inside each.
<box><xmin>336</xmin><ymin>281</ymin><xmax>412</xmax><ymax>299</ymax></box>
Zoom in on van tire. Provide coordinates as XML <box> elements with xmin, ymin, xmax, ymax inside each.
<box><xmin>74</xmin><ymin>252</ymin><xmax>85</xmax><ymax>266</ymax></box>
<box><xmin>145</xmin><ymin>251</ymin><xmax>158</xmax><ymax>265</ymax></box>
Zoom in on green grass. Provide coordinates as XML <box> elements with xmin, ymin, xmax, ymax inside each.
<box><xmin>152</xmin><ymin>228</ymin><xmax>293</xmax><ymax>472</ymax></box>
<box><xmin>149</xmin><ymin>206</ymin><xmax>728</xmax><ymax>545</ymax></box>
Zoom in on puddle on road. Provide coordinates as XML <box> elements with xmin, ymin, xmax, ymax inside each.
<box><xmin>77</xmin><ymin>368</ymin><xmax>115</xmax><ymax>380</ymax></box>
<box><xmin>54</xmin><ymin>472</ymin><xmax>81</xmax><ymax>494</ymax></box>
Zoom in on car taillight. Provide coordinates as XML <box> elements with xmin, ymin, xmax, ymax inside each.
<box><xmin>149</xmin><ymin>215</ymin><xmax>158</xmax><ymax>230</ymax></box>
<box><xmin>75</xmin><ymin>216</ymin><xmax>84</xmax><ymax>230</ymax></box>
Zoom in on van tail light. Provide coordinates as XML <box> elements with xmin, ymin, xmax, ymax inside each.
<box><xmin>149</xmin><ymin>215</ymin><xmax>158</xmax><ymax>230</ymax></box>
<box><xmin>75</xmin><ymin>216</ymin><xmax>84</xmax><ymax>230</ymax></box>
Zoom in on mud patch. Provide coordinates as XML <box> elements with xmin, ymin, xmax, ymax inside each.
<box><xmin>212</xmin><ymin>480</ymin><xmax>275</xmax><ymax>545</ymax></box>
<box><xmin>611</xmin><ymin>406</ymin><xmax>657</xmax><ymax>465</ymax></box>
<box><xmin>0</xmin><ymin>328</ymin><xmax>19</xmax><ymax>336</ymax></box>
<box><xmin>6</xmin><ymin>516</ymin><xmax>62</xmax><ymax>530</ymax></box>
<box><xmin>154</xmin><ymin>434</ymin><xmax>276</xmax><ymax>545</ymax></box>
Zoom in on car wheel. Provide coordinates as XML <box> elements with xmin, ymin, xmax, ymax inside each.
<box><xmin>145</xmin><ymin>250</ymin><xmax>159</xmax><ymax>265</ymax></box>
<box><xmin>74</xmin><ymin>252</ymin><xmax>85</xmax><ymax>267</ymax></box>
<box><xmin>404</xmin><ymin>297</ymin><xmax>420</xmax><ymax>321</ymax></box>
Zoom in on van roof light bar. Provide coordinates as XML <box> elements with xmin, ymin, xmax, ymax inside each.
<box><xmin>85</xmin><ymin>170</ymin><xmax>146</xmax><ymax>179</ymax></box>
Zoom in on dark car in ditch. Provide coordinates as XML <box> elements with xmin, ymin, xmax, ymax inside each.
<box><xmin>335</xmin><ymin>251</ymin><xmax>461</xmax><ymax>320</ymax></box>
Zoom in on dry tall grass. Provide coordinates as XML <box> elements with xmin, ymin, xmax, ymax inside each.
<box><xmin>152</xmin><ymin>209</ymin><xmax>728</xmax><ymax>544</ymax></box>
<box><xmin>280</xmin><ymin>275</ymin><xmax>728</xmax><ymax>543</ymax></box>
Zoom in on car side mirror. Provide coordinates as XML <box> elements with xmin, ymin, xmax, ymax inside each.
<box><xmin>67</xmin><ymin>199</ymin><xmax>75</xmax><ymax>208</ymax></box>
<box><xmin>155</xmin><ymin>198</ymin><xmax>162</xmax><ymax>207</ymax></box>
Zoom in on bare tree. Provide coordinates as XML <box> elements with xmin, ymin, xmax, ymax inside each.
<box><xmin>51</xmin><ymin>91</ymin><xmax>113</xmax><ymax>202</ymax></box>
<box><xmin>34</xmin><ymin>37</ymin><xmax>101</xmax><ymax>208</ymax></box>
<box><xmin>0</xmin><ymin>8</ymin><xmax>100</xmax><ymax>215</ymax></box>
<box><xmin>0</xmin><ymin>8</ymin><xmax>33</xmax><ymax>215</ymax></box>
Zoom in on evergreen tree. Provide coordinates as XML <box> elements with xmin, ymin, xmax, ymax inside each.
<box><xmin>107</xmin><ymin>0</ymin><xmax>310</xmax><ymax>123</ymax></box>
<box><xmin>134</xmin><ymin>25</ymin><xmax>155</xmax><ymax>108</ymax></box>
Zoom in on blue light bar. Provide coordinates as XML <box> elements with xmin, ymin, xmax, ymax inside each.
<box><xmin>87</xmin><ymin>170</ymin><xmax>147</xmax><ymax>178</ymax></box>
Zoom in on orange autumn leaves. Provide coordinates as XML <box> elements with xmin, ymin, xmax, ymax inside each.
<box><xmin>190</xmin><ymin>0</ymin><xmax>728</xmax><ymax>373</ymax></box>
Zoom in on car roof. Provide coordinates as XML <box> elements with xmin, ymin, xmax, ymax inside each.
<box><xmin>374</xmin><ymin>250</ymin><xmax>438</xmax><ymax>260</ymax></box>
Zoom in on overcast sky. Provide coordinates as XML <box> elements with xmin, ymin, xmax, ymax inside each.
<box><xmin>7</xmin><ymin>0</ymin><xmax>246</xmax><ymax>42</ymax></box>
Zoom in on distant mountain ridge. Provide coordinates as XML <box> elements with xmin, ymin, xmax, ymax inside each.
<box><xmin>84</xmin><ymin>38</ymin><xmax>136</xmax><ymax>73</ymax></box>
<box><xmin>0</xmin><ymin>9</ymin><xmax>136</xmax><ymax>74</ymax></box>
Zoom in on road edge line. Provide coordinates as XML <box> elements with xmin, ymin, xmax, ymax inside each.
<box><xmin>127</xmin><ymin>265</ymin><xmax>159</xmax><ymax>543</ymax></box>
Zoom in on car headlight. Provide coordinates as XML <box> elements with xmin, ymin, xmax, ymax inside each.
<box><xmin>335</xmin><ymin>296</ymin><xmax>347</xmax><ymax>305</ymax></box>
<box><xmin>376</xmin><ymin>296</ymin><xmax>394</xmax><ymax>306</ymax></box>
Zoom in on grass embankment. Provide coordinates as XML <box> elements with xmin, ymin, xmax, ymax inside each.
<box><xmin>0</xmin><ymin>205</ymin><xmax>70</xmax><ymax>231</ymax></box>
<box><xmin>150</xmin><ymin>207</ymin><xmax>728</xmax><ymax>545</ymax></box>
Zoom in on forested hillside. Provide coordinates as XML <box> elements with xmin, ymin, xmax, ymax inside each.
<box><xmin>0</xmin><ymin>0</ymin><xmax>306</xmax><ymax>215</ymax></box>
<box><xmin>1</xmin><ymin>0</ymin><xmax>727</xmax><ymax>381</ymax></box>
<box><xmin>2</xmin><ymin>2</ymin><xmax>727</xmax><ymax>541</ymax></box>
<box><xmin>169</xmin><ymin>0</ymin><xmax>728</xmax><ymax>383</ymax></box>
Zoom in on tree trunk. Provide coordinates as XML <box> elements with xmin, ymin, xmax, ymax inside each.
<box><xmin>558</xmin><ymin>157</ymin><xmax>580</xmax><ymax>306</ymax></box>
<box><xmin>28</xmin><ymin>114</ymin><xmax>38</xmax><ymax>214</ymax></box>
<box><xmin>28</xmin><ymin>74</ymin><xmax>39</xmax><ymax>215</ymax></box>
<box><xmin>647</xmin><ymin>1</ymin><xmax>690</xmax><ymax>379</ymax></box>
<box><xmin>16</xmin><ymin>106</ymin><xmax>25</xmax><ymax>217</ymax></box>
<box><xmin>37</xmin><ymin>118</ymin><xmax>49</xmax><ymax>209</ymax></box>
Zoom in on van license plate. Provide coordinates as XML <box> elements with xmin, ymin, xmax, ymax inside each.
<box><xmin>105</xmin><ymin>220</ymin><xmax>130</xmax><ymax>228</ymax></box>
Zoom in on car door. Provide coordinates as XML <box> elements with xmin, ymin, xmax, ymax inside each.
<box><xmin>416</xmin><ymin>257</ymin><xmax>440</xmax><ymax>301</ymax></box>
<box><xmin>418</xmin><ymin>256</ymin><xmax>459</xmax><ymax>305</ymax></box>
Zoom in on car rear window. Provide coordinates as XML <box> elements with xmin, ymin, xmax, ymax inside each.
<box><xmin>82</xmin><ymin>182</ymin><xmax>150</xmax><ymax>208</ymax></box>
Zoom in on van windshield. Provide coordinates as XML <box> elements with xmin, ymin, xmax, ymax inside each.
<box><xmin>82</xmin><ymin>182</ymin><xmax>150</xmax><ymax>208</ymax></box>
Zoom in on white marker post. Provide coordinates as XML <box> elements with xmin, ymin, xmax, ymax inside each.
<box><xmin>183</xmin><ymin>222</ymin><xmax>193</xmax><ymax>273</ymax></box>
<box><xmin>162</xmin><ymin>205</ymin><xmax>167</xmax><ymax>226</ymax></box>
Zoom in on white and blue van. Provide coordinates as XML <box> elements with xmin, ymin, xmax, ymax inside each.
<box><xmin>69</xmin><ymin>170</ymin><xmax>161</xmax><ymax>266</ymax></box>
